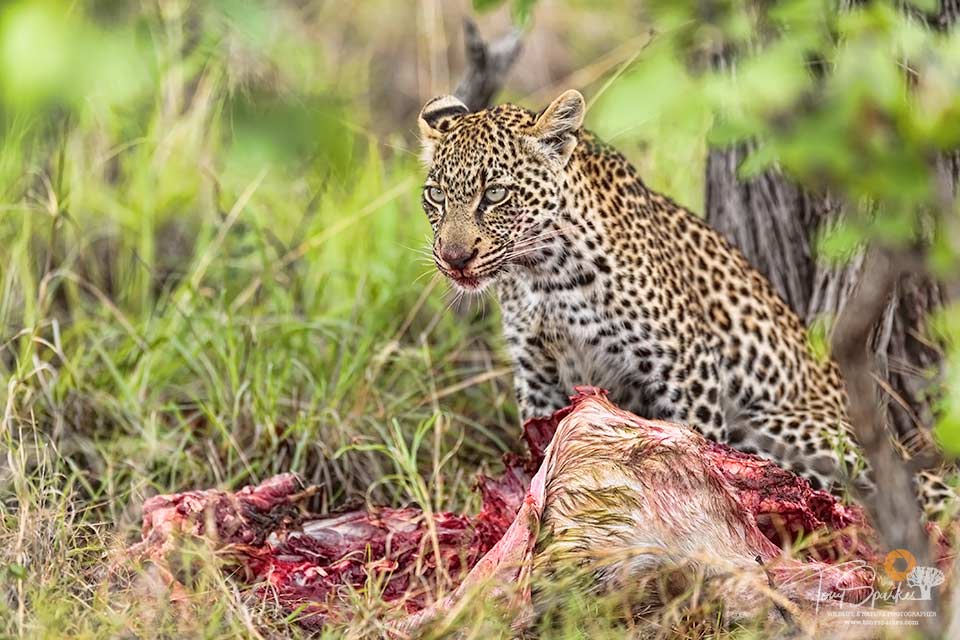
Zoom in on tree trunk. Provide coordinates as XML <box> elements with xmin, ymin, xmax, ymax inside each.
<box><xmin>453</xmin><ymin>19</ymin><xmax>523</xmax><ymax>112</ymax></box>
<box><xmin>704</xmin><ymin>6</ymin><xmax>958</xmax><ymax>450</ymax></box>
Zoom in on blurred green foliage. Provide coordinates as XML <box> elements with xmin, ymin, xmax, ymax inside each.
<box><xmin>475</xmin><ymin>0</ymin><xmax>535</xmax><ymax>25</ymax></box>
<box><xmin>0</xmin><ymin>2</ymin><xmax>153</xmax><ymax>112</ymax></box>
<box><xmin>605</xmin><ymin>0</ymin><xmax>960</xmax><ymax>228</ymax></box>
<box><xmin>690</xmin><ymin>0</ymin><xmax>960</xmax><ymax>454</ymax></box>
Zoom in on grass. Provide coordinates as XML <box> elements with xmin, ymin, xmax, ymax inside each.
<box><xmin>0</xmin><ymin>4</ymin><xmax>519</xmax><ymax>636</ymax></box>
<box><xmin>0</xmin><ymin>115</ymin><xmax>525</xmax><ymax>635</ymax></box>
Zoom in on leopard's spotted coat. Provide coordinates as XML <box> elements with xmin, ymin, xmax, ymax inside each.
<box><xmin>417</xmin><ymin>90</ymin><xmax>954</xmax><ymax>518</ymax></box>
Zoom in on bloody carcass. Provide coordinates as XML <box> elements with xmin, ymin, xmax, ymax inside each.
<box><xmin>131</xmin><ymin>388</ymin><xmax>911</xmax><ymax>632</ymax></box>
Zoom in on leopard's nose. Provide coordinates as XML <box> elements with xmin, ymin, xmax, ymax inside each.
<box><xmin>440</xmin><ymin>244</ymin><xmax>478</xmax><ymax>271</ymax></box>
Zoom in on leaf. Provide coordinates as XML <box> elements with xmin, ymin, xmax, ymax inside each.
<box><xmin>592</xmin><ymin>45</ymin><xmax>693</xmax><ymax>136</ymax></box>
<box><xmin>512</xmin><ymin>0</ymin><xmax>537</xmax><ymax>25</ymax></box>
<box><xmin>736</xmin><ymin>40</ymin><xmax>811</xmax><ymax>113</ymax></box>
<box><xmin>473</xmin><ymin>0</ymin><xmax>505</xmax><ymax>12</ymax></box>
<box><xmin>935</xmin><ymin>377</ymin><xmax>960</xmax><ymax>457</ymax></box>
<box><xmin>737</xmin><ymin>144</ymin><xmax>777</xmax><ymax>179</ymax></box>
<box><xmin>806</xmin><ymin>315</ymin><xmax>834</xmax><ymax>364</ymax></box>
<box><xmin>706</xmin><ymin>119</ymin><xmax>751</xmax><ymax>146</ymax></box>
<box><xmin>927</xmin><ymin>307</ymin><xmax>960</xmax><ymax>451</ymax></box>
<box><xmin>816</xmin><ymin>221</ymin><xmax>863</xmax><ymax>265</ymax></box>
<box><xmin>930</xmin><ymin>233</ymin><xmax>958</xmax><ymax>281</ymax></box>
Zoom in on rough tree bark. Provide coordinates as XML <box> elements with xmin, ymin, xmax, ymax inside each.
<box><xmin>453</xmin><ymin>19</ymin><xmax>523</xmax><ymax>112</ymax></box>
<box><xmin>705</xmin><ymin>4</ymin><xmax>958</xmax><ymax>453</ymax></box>
<box><xmin>830</xmin><ymin>247</ymin><xmax>933</xmax><ymax>564</ymax></box>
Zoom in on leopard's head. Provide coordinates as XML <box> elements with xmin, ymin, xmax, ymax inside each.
<box><xmin>417</xmin><ymin>90</ymin><xmax>585</xmax><ymax>290</ymax></box>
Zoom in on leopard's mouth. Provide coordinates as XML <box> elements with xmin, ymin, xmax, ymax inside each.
<box><xmin>447</xmin><ymin>268</ymin><xmax>500</xmax><ymax>292</ymax></box>
<box><xmin>433</xmin><ymin>249</ymin><xmax>503</xmax><ymax>291</ymax></box>
<box><xmin>436</xmin><ymin>263</ymin><xmax>498</xmax><ymax>292</ymax></box>
<box><xmin>451</xmin><ymin>273</ymin><xmax>483</xmax><ymax>289</ymax></box>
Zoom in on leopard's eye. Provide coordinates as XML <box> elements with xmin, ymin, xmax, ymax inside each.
<box><xmin>483</xmin><ymin>186</ymin><xmax>508</xmax><ymax>204</ymax></box>
<box><xmin>425</xmin><ymin>186</ymin><xmax>445</xmax><ymax>206</ymax></box>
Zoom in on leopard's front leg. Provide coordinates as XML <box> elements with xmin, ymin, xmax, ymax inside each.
<box><xmin>506</xmin><ymin>331</ymin><xmax>570</xmax><ymax>422</ymax></box>
<box><xmin>499</xmin><ymin>286</ymin><xmax>569</xmax><ymax>423</ymax></box>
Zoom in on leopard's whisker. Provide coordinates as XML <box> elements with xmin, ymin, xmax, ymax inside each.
<box><xmin>502</xmin><ymin>243</ymin><xmax>561</xmax><ymax>261</ymax></box>
<box><xmin>444</xmin><ymin>287</ymin><xmax>465</xmax><ymax>314</ymax></box>
<box><xmin>399</xmin><ymin>241</ymin><xmax>437</xmax><ymax>259</ymax></box>
<box><xmin>512</xmin><ymin>226</ymin><xmax>575</xmax><ymax>248</ymax></box>
<box><xmin>412</xmin><ymin>268</ymin><xmax>436</xmax><ymax>284</ymax></box>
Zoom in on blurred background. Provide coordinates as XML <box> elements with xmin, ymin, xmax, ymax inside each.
<box><xmin>2</xmin><ymin>0</ymin><xmax>959</xmax><ymax>637</ymax></box>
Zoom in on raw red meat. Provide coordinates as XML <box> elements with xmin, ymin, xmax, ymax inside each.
<box><xmin>130</xmin><ymin>387</ymin><xmax>920</xmax><ymax>632</ymax></box>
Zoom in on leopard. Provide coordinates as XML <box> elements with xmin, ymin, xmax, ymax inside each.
<box><xmin>416</xmin><ymin>89</ymin><xmax>954</xmax><ymax>520</ymax></box>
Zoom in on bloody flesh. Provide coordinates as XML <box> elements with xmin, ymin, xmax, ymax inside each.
<box><xmin>131</xmin><ymin>388</ymin><xmax>918</xmax><ymax>629</ymax></box>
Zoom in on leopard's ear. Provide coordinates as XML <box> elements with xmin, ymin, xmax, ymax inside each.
<box><xmin>528</xmin><ymin>90</ymin><xmax>585</xmax><ymax>167</ymax></box>
<box><xmin>418</xmin><ymin>95</ymin><xmax>469</xmax><ymax>164</ymax></box>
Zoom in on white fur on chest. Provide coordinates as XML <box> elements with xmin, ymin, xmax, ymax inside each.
<box><xmin>504</xmin><ymin>276</ymin><xmax>636</xmax><ymax>393</ymax></box>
